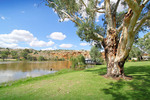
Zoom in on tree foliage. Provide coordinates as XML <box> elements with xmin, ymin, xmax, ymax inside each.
<box><xmin>136</xmin><ymin>32</ymin><xmax>150</xmax><ymax>54</ymax></box>
<box><xmin>38</xmin><ymin>56</ymin><xmax>45</xmax><ymax>61</ymax></box>
<box><xmin>0</xmin><ymin>51</ymin><xmax>9</xmax><ymax>61</ymax></box>
<box><xmin>46</xmin><ymin>0</ymin><xmax>150</xmax><ymax>44</ymax></box>
<box><xmin>90</xmin><ymin>46</ymin><xmax>101</xmax><ymax>62</ymax></box>
<box><xmin>11</xmin><ymin>51</ymin><xmax>18</xmax><ymax>59</ymax></box>
<box><xmin>129</xmin><ymin>46</ymin><xmax>142</xmax><ymax>61</ymax></box>
<box><xmin>21</xmin><ymin>50</ymin><xmax>29</xmax><ymax>60</ymax></box>
<box><xmin>70</xmin><ymin>54</ymin><xmax>85</xmax><ymax>69</ymax></box>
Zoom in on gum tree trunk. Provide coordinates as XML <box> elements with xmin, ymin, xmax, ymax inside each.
<box><xmin>102</xmin><ymin>8</ymin><xmax>134</xmax><ymax>78</ymax></box>
<box><xmin>102</xmin><ymin>28</ymin><xmax>127</xmax><ymax>77</ymax></box>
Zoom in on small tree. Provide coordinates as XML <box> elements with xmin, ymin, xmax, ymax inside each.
<box><xmin>90</xmin><ymin>46</ymin><xmax>101</xmax><ymax>62</ymax></box>
<box><xmin>11</xmin><ymin>51</ymin><xmax>18</xmax><ymax>59</ymax></box>
<box><xmin>1</xmin><ymin>51</ymin><xmax>9</xmax><ymax>61</ymax></box>
<box><xmin>38</xmin><ymin>56</ymin><xmax>45</xmax><ymax>61</ymax></box>
<box><xmin>136</xmin><ymin>32</ymin><xmax>150</xmax><ymax>54</ymax></box>
<box><xmin>70</xmin><ymin>55</ymin><xmax>85</xmax><ymax>69</ymax></box>
<box><xmin>129</xmin><ymin>46</ymin><xmax>142</xmax><ymax>61</ymax></box>
<box><xmin>77</xmin><ymin>54</ymin><xmax>85</xmax><ymax>65</ymax></box>
<box><xmin>21</xmin><ymin>51</ymin><xmax>28</xmax><ymax>60</ymax></box>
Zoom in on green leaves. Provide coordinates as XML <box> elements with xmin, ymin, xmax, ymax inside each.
<box><xmin>136</xmin><ymin>32</ymin><xmax>150</xmax><ymax>54</ymax></box>
<box><xmin>77</xmin><ymin>19</ymin><xmax>105</xmax><ymax>42</ymax></box>
<box><xmin>90</xmin><ymin>46</ymin><xmax>101</xmax><ymax>62</ymax></box>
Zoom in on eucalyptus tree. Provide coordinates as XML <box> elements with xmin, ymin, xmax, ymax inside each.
<box><xmin>46</xmin><ymin>0</ymin><xmax>150</xmax><ymax>78</ymax></box>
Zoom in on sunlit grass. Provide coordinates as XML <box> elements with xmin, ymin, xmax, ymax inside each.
<box><xmin>0</xmin><ymin>61</ymin><xmax>150</xmax><ymax>100</ymax></box>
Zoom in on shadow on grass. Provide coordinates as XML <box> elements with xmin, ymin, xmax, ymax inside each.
<box><xmin>103</xmin><ymin>65</ymin><xmax>150</xmax><ymax>100</ymax></box>
<box><xmin>85</xmin><ymin>67</ymin><xmax>107</xmax><ymax>75</ymax></box>
<box><xmin>85</xmin><ymin>63</ymin><xmax>150</xmax><ymax>100</ymax></box>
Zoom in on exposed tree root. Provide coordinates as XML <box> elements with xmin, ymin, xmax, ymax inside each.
<box><xmin>103</xmin><ymin>74</ymin><xmax>132</xmax><ymax>80</ymax></box>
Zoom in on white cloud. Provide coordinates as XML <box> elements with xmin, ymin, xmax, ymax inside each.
<box><xmin>41</xmin><ymin>47</ymin><xmax>54</xmax><ymax>51</ymax></box>
<box><xmin>0</xmin><ymin>29</ymin><xmax>55</xmax><ymax>48</ymax></box>
<box><xmin>0</xmin><ymin>29</ymin><xmax>36</xmax><ymax>44</ymax></box>
<box><xmin>80</xmin><ymin>43</ymin><xmax>89</xmax><ymax>46</ymax></box>
<box><xmin>0</xmin><ymin>41</ymin><xmax>19</xmax><ymax>48</ymax></box>
<box><xmin>29</xmin><ymin>40</ymin><xmax>54</xmax><ymax>47</ymax></box>
<box><xmin>49</xmin><ymin>32</ymin><xmax>66</xmax><ymax>40</ymax></box>
<box><xmin>59</xmin><ymin>44</ymin><xmax>73</xmax><ymax>48</ymax></box>
<box><xmin>1</xmin><ymin>16</ymin><xmax>5</xmax><ymax>20</ymax></box>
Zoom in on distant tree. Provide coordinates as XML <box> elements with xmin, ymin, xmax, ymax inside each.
<box><xmin>70</xmin><ymin>55</ymin><xmax>85</xmax><ymax>69</ymax></box>
<box><xmin>0</xmin><ymin>51</ymin><xmax>9</xmax><ymax>61</ymax></box>
<box><xmin>24</xmin><ymin>49</ymin><xmax>30</xmax><ymax>53</ymax></box>
<box><xmin>27</xmin><ymin>55</ymin><xmax>33</xmax><ymax>61</ymax></box>
<box><xmin>21</xmin><ymin>50</ymin><xmax>28</xmax><ymax>60</ymax></box>
<box><xmin>32</xmin><ymin>57</ymin><xmax>37</xmax><ymax>61</ymax></box>
<box><xmin>129</xmin><ymin>46</ymin><xmax>142</xmax><ymax>61</ymax></box>
<box><xmin>77</xmin><ymin>54</ymin><xmax>85</xmax><ymax>64</ymax></box>
<box><xmin>11</xmin><ymin>51</ymin><xmax>18</xmax><ymax>59</ymax></box>
<box><xmin>90</xmin><ymin>46</ymin><xmax>101</xmax><ymax>62</ymax></box>
<box><xmin>38</xmin><ymin>56</ymin><xmax>45</xmax><ymax>61</ymax></box>
<box><xmin>34</xmin><ymin>51</ymin><xmax>38</xmax><ymax>54</ymax></box>
<box><xmin>136</xmin><ymin>32</ymin><xmax>150</xmax><ymax>54</ymax></box>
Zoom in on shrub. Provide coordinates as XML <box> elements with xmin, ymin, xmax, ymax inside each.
<box><xmin>38</xmin><ymin>56</ymin><xmax>45</xmax><ymax>61</ymax></box>
<box><xmin>70</xmin><ymin>55</ymin><xmax>86</xmax><ymax>69</ymax></box>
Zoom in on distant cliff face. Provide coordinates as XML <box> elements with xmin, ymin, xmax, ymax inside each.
<box><xmin>0</xmin><ymin>48</ymin><xmax>104</xmax><ymax>60</ymax></box>
<box><xmin>34</xmin><ymin>50</ymin><xmax>91</xmax><ymax>60</ymax></box>
<box><xmin>51</xmin><ymin>51</ymin><xmax>90</xmax><ymax>59</ymax></box>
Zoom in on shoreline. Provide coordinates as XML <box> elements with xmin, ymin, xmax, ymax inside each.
<box><xmin>0</xmin><ymin>68</ymin><xmax>74</xmax><ymax>88</ymax></box>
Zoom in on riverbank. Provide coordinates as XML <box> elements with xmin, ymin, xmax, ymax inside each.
<box><xmin>0</xmin><ymin>61</ymin><xmax>150</xmax><ymax>100</ymax></box>
<box><xmin>0</xmin><ymin>59</ymin><xmax>17</xmax><ymax>61</ymax></box>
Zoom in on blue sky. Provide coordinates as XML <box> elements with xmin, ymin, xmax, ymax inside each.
<box><xmin>0</xmin><ymin>0</ymin><xmax>93</xmax><ymax>50</ymax></box>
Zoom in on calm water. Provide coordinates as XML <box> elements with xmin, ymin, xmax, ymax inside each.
<box><xmin>0</xmin><ymin>61</ymin><xmax>71</xmax><ymax>84</ymax></box>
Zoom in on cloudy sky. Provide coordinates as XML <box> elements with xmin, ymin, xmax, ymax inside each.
<box><xmin>0</xmin><ymin>0</ymin><xmax>97</xmax><ymax>50</ymax></box>
<box><xmin>0</xmin><ymin>0</ymin><xmax>147</xmax><ymax>50</ymax></box>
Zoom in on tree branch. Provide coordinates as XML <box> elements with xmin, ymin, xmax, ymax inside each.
<box><xmin>117</xmin><ymin>23</ymin><xmax>123</xmax><ymax>33</ymax></box>
<box><xmin>134</xmin><ymin>10</ymin><xmax>150</xmax><ymax>34</ymax></box>
<box><xmin>125</xmin><ymin>0</ymin><xmax>140</xmax><ymax>13</ymax></box>
<box><xmin>80</xmin><ymin>0</ymin><xmax>87</xmax><ymax>8</ymax></box>
<box><xmin>46</xmin><ymin>0</ymin><xmax>81</xmax><ymax>25</ymax></box>
<box><xmin>46</xmin><ymin>0</ymin><xmax>58</xmax><ymax>7</ymax></box>
<box><xmin>60</xmin><ymin>10</ymin><xmax>80</xmax><ymax>26</ymax></box>
<box><xmin>97</xmin><ymin>7</ymin><xmax>105</xmax><ymax>10</ymax></box>
<box><xmin>113</xmin><ymin>0</ymin><xmax>121</xmax><ymax>14</ymax></box>
<box><xmin>95</xmin><ymin>10</ymin><xmax>105</xmax><ymax>13</ymax></box>
<box><xmin>142</xmin><ymin>0</ymin><xmax>149</xmax><ymax>6</ymax></box>
<box><xmin>105</xmin><ymin>0</ymin><xmax>113</xmax><ymax>29</ymax></box>
<box><xmin>93</xmin><ymin>33</ymin><xmax>104</xmax><ymax>41</ymax></box>
<box><xmin>73</xmin><ymin>14</ymin><xmax>84</xmax><ymax>23</ymax></box>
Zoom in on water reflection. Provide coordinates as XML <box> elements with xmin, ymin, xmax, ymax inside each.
<box><xmin>0</xmin><ymin>61</ymin><xmax>71</xmax><ymax>83</ymax></box>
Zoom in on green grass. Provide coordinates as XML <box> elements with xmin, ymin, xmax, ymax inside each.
<box><xmin>0</xmin><ymin>61</ymin><xmax>150</xmax><ymax>100</ymax></box>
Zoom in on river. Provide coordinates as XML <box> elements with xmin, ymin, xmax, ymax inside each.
<box><xmin>0</xmin><ymin>61</ymin><xmax>71</xmax><ymax>84</ymax></box>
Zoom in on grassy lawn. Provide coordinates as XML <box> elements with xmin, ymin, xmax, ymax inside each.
<box><xmin>0</xmin><ymin>61</ymin><xmax>150</xmax><ymax>100</ymax></box>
